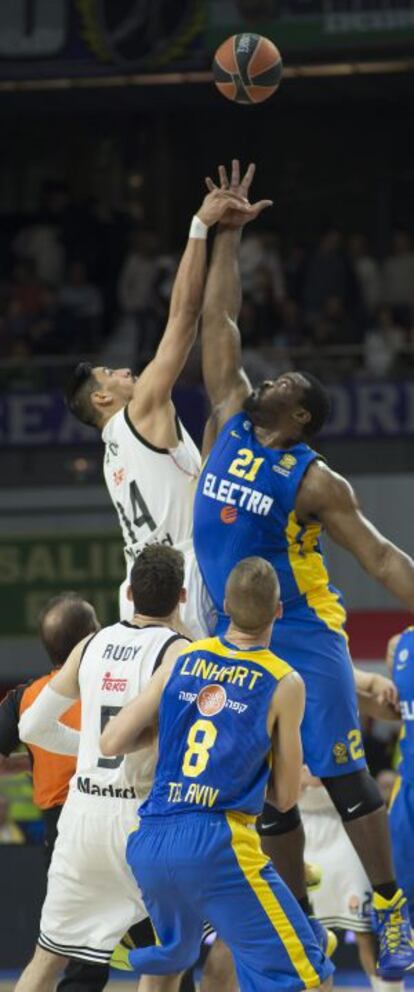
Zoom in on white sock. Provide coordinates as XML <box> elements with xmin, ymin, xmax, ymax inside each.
<box><xmin>370</xmin><ymin>977</ymin><xmax>404</xmax><ymax>992</ymax></box>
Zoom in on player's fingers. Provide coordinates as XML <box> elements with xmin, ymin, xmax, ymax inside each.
<box><xmin>205</xmin><ymin>177</ymin><xmax>217</xmax><ymax>192</ymax></box>
<box><xmin>230</xmin><ymin>159</ymin><xmax>240</xmax><ymax>189</ymax></box>
<box><xmin>241</xmin><ymin>162</ymin><xmax>256</xmax><ymax>192</ymax></box>
<box><xmin>251</xmin><ymin>199</ymin><xmax>274</xmax><ymax>216</ymax></box>
<box><xmin>218</xmin><ymin>164</ymin><xmax>229</xmax><ymax>189</ymax></box>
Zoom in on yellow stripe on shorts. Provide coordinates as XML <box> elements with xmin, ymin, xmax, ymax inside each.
<box><xmin>226</xmin><ymin>811</ymin><xmax>322</xmax><ymax>989</ymax></box>
<box><xmin>388</xmin><ymin>773</ymin><xmax>402</xmax><ymax>812</ymax></box>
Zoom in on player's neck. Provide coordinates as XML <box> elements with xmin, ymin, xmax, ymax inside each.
<box><xmin>254</xmin><ymin>424</ymin><xmax>302</xmax><ymax>450</ymax></box>
<box><xmin>132</xmin><ymin>608</ymin><xmax>180</xmax><ymax>629</ymax></box>
<box><xmin>225</xmin><ymin>622</ymin><xmax>272</xmax><ymax>651</ymax></box>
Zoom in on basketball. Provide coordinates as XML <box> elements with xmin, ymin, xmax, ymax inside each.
<box><xmin>213</xmin><ymin>33</ymin><xmax>283</xmax><ymax>105</ymax></box>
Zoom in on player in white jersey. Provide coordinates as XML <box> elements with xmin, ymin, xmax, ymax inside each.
<box><xmin>65</xmin><ymin>182</ymin><xmax>267</xmax><ymax>635</ymax></box>
<box><xmin>17</xmin><ymin>545</ymin><xmax>190</xmax><ymax>992</ymax></box>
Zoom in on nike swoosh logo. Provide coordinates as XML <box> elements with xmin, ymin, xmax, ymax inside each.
<box><xmin>347</xmin><ymin>803</ymin><xmax>362</xmax><ymax>814</ymax></box>
<box><xmin>260</xmin><ymin>822</ymin><xmax>280</xmax><ymax>832</ymax></box>
<box><xmin>230</xmin><ymin>431</ymin><xmax>241</xmax><ymax>438</ymax></box>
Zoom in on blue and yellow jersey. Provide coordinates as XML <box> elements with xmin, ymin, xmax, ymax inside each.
<box><xmin>140</xmin><ymin>635</ymin><xmax>292</xmax><ymax>819</ymax></box>
<box><xmin>193</xmin><ymin>411</ymin><xmax>341</xmax><ymax>620</ymax></box>
<box><xmin>392</xmin><ymin>628</ymin><xmax>414</xmax><ymax>783</ymax></box>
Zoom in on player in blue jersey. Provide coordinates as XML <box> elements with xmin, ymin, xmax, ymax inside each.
<box><xmin>195</xmin><ymin>159</ymin><xmax>414</xmax><ymax>981</ymax></box>
<box><xmin>386</xmin><ymin>627</ymin><xmax>414</xmax><ymax>925</ymax></box>
<box><xmin>101</xmin><ymin>556</ymin><xmax>334</xmax><ymax>992</ymax></box>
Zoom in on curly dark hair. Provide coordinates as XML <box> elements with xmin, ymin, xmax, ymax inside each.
<box><xmin>130</xmin><ymin>544</ymin><xmax>185</xmax><ymax>617</ymax></box>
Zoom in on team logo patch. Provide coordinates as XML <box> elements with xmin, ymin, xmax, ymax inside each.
<box><xmin>348</xmin><ymin>895</ymin><xmax>360</xmax><ymax>916</ymax></box>
<box><xmin>113</xmin><ymin>468</ymin><xmax>125</xmax><ymax>486</ymax></box>
<box><xmin>221</xmin><ymin>506</ymin><xmax>238</xmax><ymax>524</ymax></box>
<box><xmin>101</xmin><ymin>672</ymin><xmax>128</xmax><ymax>692</ymax></box>
<box><xmin>197</xmin><ymin>684</ymin><xmax>227</xmax><ymax>717</ymax></box>
<box><xmin>332</xmin><ymin>741</ymin><xmax>349</xmax><ymax>765</ymax></box>
<box><xmin>279</xmin><ymin>453</ymin><xmax>297</xmax><ymax>470</ymax></box>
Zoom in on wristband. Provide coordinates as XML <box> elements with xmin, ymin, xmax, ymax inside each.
<box><xmin>189</xmin><ymin>215</ymin><xmax>208</xmax><ymax>240</ymax></box>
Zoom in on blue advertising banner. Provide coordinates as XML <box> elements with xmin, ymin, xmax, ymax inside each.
<box><xmin>1</xmin><ymin>382</ymin><xmax>414</xmax><ymax>445</ymax></box>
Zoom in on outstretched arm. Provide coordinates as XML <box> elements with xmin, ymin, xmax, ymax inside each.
<box><xmin>129</xmin><ymin>186</ymin><xmax>254</xmax><ymax>438</ymax></box>
<box><xmin>18</xmin><ymin>637</ymin><xmax>89</xmax><ymax>755</ymax></box>
<box><xmin>296</xmin><ymin>460</ymin><xmax>414</xmax><ymax>612</ymax></box>
<box><xmin>202</xmin><ymin>161</ymin><xmax>272</xmax><ymax>444</ymax></box>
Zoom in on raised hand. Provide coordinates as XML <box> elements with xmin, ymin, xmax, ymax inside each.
<box><xmin>197</xmin><ymin>186</ymin><xmax>261</xmax><ymax>228</ymax></box>
<box><xmin>205</xmin><ymin>159</ymin><xmax>273</xmax><ymax>228</ymax></box>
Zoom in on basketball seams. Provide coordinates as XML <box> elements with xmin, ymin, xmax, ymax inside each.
<box><xmin>247</xmin><ymin>34</ymin><xmax>263</xmax><ymax>87</ymax></box>
<box><xmin>213</xmin><ymin>32</ymin><xmax>283</xmax><ymax>105</ymax></box>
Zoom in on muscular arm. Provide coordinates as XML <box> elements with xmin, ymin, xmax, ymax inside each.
<box><xmin>268</xmin><ymin>672</ymin><xmax>305</xmax><ymax>812</ymax></box>
<box><xmin>18</xmin><ymin>638</ymin><xmax>90</xmax><ymax>755</ymax></box>
<box><xmin>128</xmin><ymin>187</ymin><xmax>252</xmax><ymax>447</ymax></box>
<box><xmin>296</xmin><ymin>460</ymin><xmax>414</xmax><ymax>612</ymax></box>
<box><xmin>202</xmin><ymin>227</ymin><xmax>251</xmax><ymax>434</ymax></box>
<box><xmin>100</xmin><ymin>639</ymin><xmax>188</xmax><ymax>756</ymax></box>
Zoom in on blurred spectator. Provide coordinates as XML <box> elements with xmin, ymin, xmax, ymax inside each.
<box><xmin>304</xmin><ymin>229</ymin><xmax>361</xmax><ymax>321</ymax></box>
<box><xmin>10</xmin><ymin>260</ymin><xmax>45</xmax><ymax>317</ymax></box>
<box><xmin>239</xmin><ymin>232</ymin><xmax>285</xmax><ymax>304</ymax></box>
<box><xmin>376</xmin><ymin>768</ymin><xmax>397</xmax><ymax>808</ymax></box>
<box><xmin>59</xmin><ymin>261</ymin><xmax>103</xmax><ymax>351</ymax></box>
<box><xmin>383</xmin><ymin>229</ymin><xmax>414</xmax><ymax>318</ymax></box>
<box><xmin>13</xmin><ymin>223</ymin><xmax>64</xmax><ymax>287</ymax></box>
<box><xmin>348</xmin><ymin>233</ymin><xmax>381</xmax><ymax>315</ymax></box>
<box><xmin>117</xmin><ymin>229</ymin><xmax>165</xmax><ymax>364</ymax></box>
<box><xmin>0</xmin><ymin>793</ymin><xmax>25</xmax><ymax>844</ymax></box>
<box><xmin>364</xmin><ymin>305</ymin><xmax>405</xmax><ymax>378</ymax></box>
<box><xmin>276</xmin><ymin>298</ymin><xmax>307</xmax><ymax>347</ymax></box>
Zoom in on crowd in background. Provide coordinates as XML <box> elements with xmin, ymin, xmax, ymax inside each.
<box><xmin>1</xmin><ymin>181</ymin><xmax>414</xmax><ymax>383</ymax></box>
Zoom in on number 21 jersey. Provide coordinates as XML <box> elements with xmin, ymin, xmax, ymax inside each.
<box><xmin>103</xmin><ymin>406</ymin><xmax>201</xmax><ymax>565</ymax></box>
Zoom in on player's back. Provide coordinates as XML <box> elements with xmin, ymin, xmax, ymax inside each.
<box><xmin>73</xmin><ymin>620</ymin><xmax>182</xmax><ymax>804</ymax></box>
<box><xmin>140</xmin><ymin>634</ymin><xmax>292</xmax><ymax>819</ymax></box>
<box><xmin>194</xmin><ymin>412</ymin><xmax>335</xmax><ymax>621</ymax></box>
<box><xmin>102</xmin><ymin>406</ymin><xmax>200</xmax><ymax>564</ymax></box>
<box><xmin>392</xmin><ymin>627</ymin><xmax>414</xmax><ymax>782</ymax></box>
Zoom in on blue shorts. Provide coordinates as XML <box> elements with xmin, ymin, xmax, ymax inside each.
<box><xmin>126</xmin><ymin>811</ymin><xmax>333</xmax><ymax>992</ymax></box>
<box><xmin>389</xmin><ymin>778</ymin><xmax>414</xmax><ymax>926</ymax></box>
<box><xmin>217</xmin><ymin>597</ymin><xmax>366</xmax><ymax>779</ymax></box>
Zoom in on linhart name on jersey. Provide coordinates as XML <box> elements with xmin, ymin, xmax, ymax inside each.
<box><xmin>77</xmin><ymin>777</ymin><xmax>137</xmax><ymax>799</ymax></box>
<box><xmin>401</xmin><ymin>700</ymin><xmax>414</xmax><ymax>720</ymax></box>
<box><xmin>180</xmin><ymin>656</ymin><xmax>263</xmax><ymax>690</ymax></box>
<box><xmin>202</xmin><ymin>472</ymin><xmax>273</xmax><ymax>516</ymax></box>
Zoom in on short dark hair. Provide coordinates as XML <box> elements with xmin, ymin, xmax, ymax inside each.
<box><xmin>298</xmin><ymin>371</ymin><xmax>331</xmax><ymax>438</ymax></box>
<box><xmin>65</xmin><ymin>363</ymin><xmax>99</xmax><ymax>427</ymax></box>
<box><xmin>130</xmin><ymin>544</ymin><xmax>185</xmax><ymax>617</ymax></box>
<box><xmin>39</xmin><ymin>593</ymin><xmax>99</xmax><ymax>666</ymax></box>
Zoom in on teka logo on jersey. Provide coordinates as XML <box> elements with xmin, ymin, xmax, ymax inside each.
<box><xmin>101</xmin><ymin>672</ymin><xmax>128</xmax><ymax>692</ymax></box>
<box><xmin>197</xmin><ymin>683</ymin><xmax>227</xmax><ymax>717</ymax></box>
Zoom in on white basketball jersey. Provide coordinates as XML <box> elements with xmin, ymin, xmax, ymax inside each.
<box><xmin>102</xmin><ymin>407</ymin><xmax>201</xmax><ymax>564</ymax></box>
<box><xmin>70</xmin><ymin>620</ymin><xmax>183</xmax><ymax>803</ymax></box>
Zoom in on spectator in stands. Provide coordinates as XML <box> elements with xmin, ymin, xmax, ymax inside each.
<box><xmin>304</xmin><ymin>228</ymin><xmax>361</xmax><ymax>322</ymax></box>
<box><xmin>117</xmin><ymin>228</ymin><xmax>163</xmax><ymax>365</ymax></box>
<box><xmin>13</xmin><ymin>222</ymin><xmax>65</xmax><ymax>288</ymax></box>
<box><xmin>276</xmin><ymin>297</ymin><xmax>307</xmax><ymax>347</ymax></box>
<box><xmin>0</xmin><ymin>793</ymin><xmax>25</xmax><ymax>844</ymax></box>
<box><xmin>239</xmin><ymin>231</ymin><xmax>285</xmax><ymax>305</ymax></box>
<box><xmin>364</xmin><ymin>305</ymin><xmax>405</xmax><ymax>378</ymax></box>
<box><xmin>348</xmin><ymin>233</ymin><xmax>381</xmax><ymax>316</ymax></box>
<box><xmin>383</xmin><ymin>229</ymin><xmax>414</xmax><ymax>321</ymax></box>
<box><xmin>59</xmin><ymin>260</ymin><xmax>103</xmax><ymax>351</ymax></box>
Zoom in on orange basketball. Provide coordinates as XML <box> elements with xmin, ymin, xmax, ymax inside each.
<box><xmin>213</xmin><ymin>33</ymin><xmax>283</xmax><ymax>105</ymax></box>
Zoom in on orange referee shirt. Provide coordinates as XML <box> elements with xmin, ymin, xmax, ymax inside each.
<box><xmin>0</xmin><ymin>673</ymin><xmax>80</xmax><ymax>810</ymax></box>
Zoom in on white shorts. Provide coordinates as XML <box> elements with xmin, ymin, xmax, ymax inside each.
<box><xmin>119</xmin><ymin>545</ymin><xmax>216</xmax><ymax>641</ymax></box>
<box><xmin>39</xmin><ymin>792</ymin><xmax>146</xmax><ymax>965</ymax></box>
<box><xmin>302</xmin><ymin>805</ymin><xmax>372</xmax><ymax>931</ymax></box>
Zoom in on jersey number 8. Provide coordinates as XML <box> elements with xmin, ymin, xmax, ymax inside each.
<box><xmin>182</xmin><ymin>719</ymin><xmax>217</xmax><ymax>778</ymax></box>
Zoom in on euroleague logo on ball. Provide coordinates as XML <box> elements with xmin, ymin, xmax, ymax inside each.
<box><xmin>197</xmin><ymin>684</ymin><xmax>227</xmax><ymax>717</ymax></box>
<box><xmin>221</xmin><ymin>506</ymin><xmax>238</xmax><ymax>524</ymax></box>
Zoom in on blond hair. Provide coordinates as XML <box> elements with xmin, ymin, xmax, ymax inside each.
<box><xmin>225</xmin><ymin>557</ymin><xmax>280</xmax><ymax>633</ymax></box>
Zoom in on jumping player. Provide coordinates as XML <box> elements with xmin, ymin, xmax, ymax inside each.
<box><xmin>17</xmin><ymin>545</ymin><xmax>190</xmax><ymax>992</ymax></box>
<box><xmin>387</xmin><ymin>627</ymin><xmax>414</xmax><ymax>926</ymax></box>
<box><xmin>194</xmin><ymin>159</ymin><xmax>414</xmax><ymax>980</ymax></box>
<box><xmin>101</xmin><ymin>557</ymin><xmax>334</xmax><ymax>992</ymax></box>
<box><xmin>65</xmin><ymin>182</ymin><xmax>270</xmax><ymax>635</ymax></box>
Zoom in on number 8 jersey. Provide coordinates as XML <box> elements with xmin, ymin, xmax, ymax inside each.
<box><xmin>103</xmin><ymin>406</ymin><xmax>201</xmax><ymax>566</ymax></box>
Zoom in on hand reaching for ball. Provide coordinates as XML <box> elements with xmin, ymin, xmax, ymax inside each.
<box><xmin>205</xmin><ymin>159</ymin><xmax>273</xmax><ymax>229</ymax></box>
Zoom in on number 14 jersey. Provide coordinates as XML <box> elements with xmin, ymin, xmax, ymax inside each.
<box><xmin>103</xmin><ymin>406</ymin><xmax>201</xmax><ymax>566</ymax></box>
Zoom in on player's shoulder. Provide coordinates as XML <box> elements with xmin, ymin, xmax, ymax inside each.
<box><xmin>251</xmin><ymin>647</ymin><xmax>293</xmax><ymax>682</ymax></box>
<box><xmin>102</xmin><ymin>405</ymin><xmax>127</xmax><ymax>443</ymax></box>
